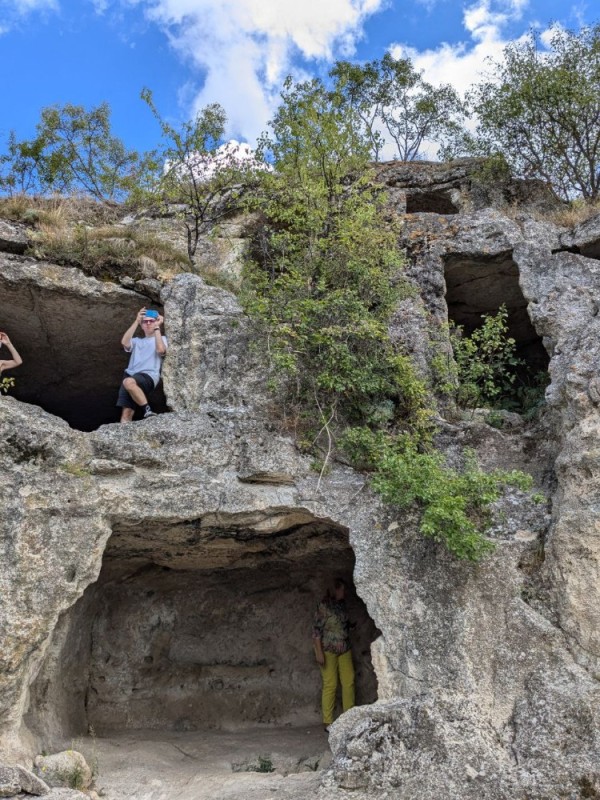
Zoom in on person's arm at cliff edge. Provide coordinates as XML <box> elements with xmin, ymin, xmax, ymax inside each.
<box><xmin>121</xmin><ymin>308</ymin><xmax>146</xmax><ymax>350</ymax></box>
<box><xmin>0</xmin><ymin>333</ymin><xmax>23</xmax><ymax>369</ymax></box>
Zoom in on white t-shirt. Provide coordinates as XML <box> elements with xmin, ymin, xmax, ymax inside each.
<box><xmin>125</xmin><ymin>335</ymin><xmax>168</xmax><ymax>386</ymax></box>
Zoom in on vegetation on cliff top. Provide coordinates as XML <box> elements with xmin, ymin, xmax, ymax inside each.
<box><xmin>2</xmin><ymin>21</ymin><xmax>600</xmax><ymax>203</ymax></box>
<box><xmin>241</xmin><ymin>75</ymin><xmax>534</xmax><ymax>562</ymax></box>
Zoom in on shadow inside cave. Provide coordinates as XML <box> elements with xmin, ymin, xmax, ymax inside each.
<box><xmin>0</xmin><ymin>269</ymin><xmax>168</xmax><ymax>431</ymax></box>
<box><xmin>25</xmin><ymin>513</ymin><xmax>379</xmax><ymax>753</ymax></box>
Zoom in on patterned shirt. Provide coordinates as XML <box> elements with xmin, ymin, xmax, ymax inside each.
<box><xmin>312</xmin><ymin>600</ymin><xmax>351</xmax><ymax>654</ymax></box>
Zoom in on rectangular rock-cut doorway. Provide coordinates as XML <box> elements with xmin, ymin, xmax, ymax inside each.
<box><xmin>25</xmin><ymin>513</ymin><xmax>379</xmax><ymax>764</ymax></box>
<box><xmin>444</xmin><ymin>251</ymin><xmax>548</xmax><ymax>373</ymax></box>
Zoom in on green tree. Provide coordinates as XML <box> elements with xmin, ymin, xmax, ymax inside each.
<box><xmin>243</xmin><ymin>76</ymin><xmax>536</xmax><ymax>563</ymax></box>
<box><xmin>240</xmin><ymin>76</ymin><xmax>536</xmax><ymax>561</ymax></box>
<box><xmin>332</xmin><ymin>54</ymin><xmax>467</xmax><ymax>161</ymax></box>
<box><xmin>138</xmin><ymin>89</ymin><xmax>257</xmax><ymax>261</ymax></box>
<box><xmin>0</xmin><ymin>131</ymin><xmax>45</xmax><ymax>195</ymax></box>
<box><xmin>469</xmin><ymin>24</ymin><xmax>600</xmax><ymax>200</ymax></box>
<box><xmin>0</xmin><ymin>102</ymin><xmax>137</xmax><ymax>201</ymax></box>
<box><xmin>245</xmin><ymin>76</ymin><xmax>423</xmax><ymax>448</ymax></box>
<box><xmin>329</xmin><ymin>61</ymin><xmax>386</xmax><ymax>160</ymax></box>
<box><xmin>449</xmin><ymin>306</ymin><xmax>523</xmax><ymax>411</ymax></box>
<box><xmin>259</xmin><ymin>76</ymin><xmax>371</xmax><ymax>196</ymax></box>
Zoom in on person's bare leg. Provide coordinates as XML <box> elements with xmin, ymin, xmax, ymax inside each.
<box><xmin>120</xmin><ymin>407</ymin><xmax>135</xmax><ymax>423</ymax></box>
<box><xmin>122</xmin><ymin>377</ymin><xmax>148</xmax><ymax>407</ymax></box>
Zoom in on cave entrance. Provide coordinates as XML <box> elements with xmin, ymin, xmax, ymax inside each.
<box><xmin>0</xmin><ymin>266</ymin><xmax>167</xmax><ymax>431</ymax></box>
<box><xmin>406</xmin><ymin>189</ymin><xmax>459</xmax><ymax>214</ymax></box>
<box><xmin>444</xmin><ymin>251</ymin><xmax>549</xmax><ymax>388</ymax></box>
<box><xmin>26</xmin><ymin>511</ymin><xmax>378</xmax><ymax>751</ymax></box>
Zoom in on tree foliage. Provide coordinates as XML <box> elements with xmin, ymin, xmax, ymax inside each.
<box><xmin>246</xmin><ymin>77</ymin><xmax>423</xmax><ymax>434</ymax></box>
<box><xmin>0</xmin><ymin>103</ymin><xmax>138</xmax><ymax>201</ymax></box>
<box><xmin>450</xmin><ymin>306</ymin><xmax>523</xmax><ymax>411</ymax></box>
<box><xmin>331</xmin><ymin>54</ymin><xmax>466</xmax><ymax>161</ymax></box>
<box><xmin>137</xmin><ymin>89</ymin><xmax>260</xmax><ymax>261</ymax></box>
<box><xmin>469</xmin><ymin>24</ymin><xmax>600</xmax><ymax>200</ymax></box>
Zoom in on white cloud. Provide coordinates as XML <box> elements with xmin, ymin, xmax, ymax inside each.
<box><xmin>126</xmin><ymin>0</ymin><xmax>387</xmax><ymax>142</ymax></box>
<box><xmin>91</xmin><ymin>0</ymin><xmax>109</xmax><ymax>13</ymax></box>
<box><xmin>390</xmin><ymin>0</ymin><xmax>531</xmax><ymax>97</ymax></box>
<box><xmin>2</xmin><ymin>0</ymin><xmax>58</xmax><ymax>12</ymax></box>
<box><xmin>385</xmin><ymin>0</ymin><xmax>542</xmax><ymax>158</ymax></box>
<box><xmin>0</xmin><ymin>0</ymin><xmax>59</xmax><ymax>33</ymax></box>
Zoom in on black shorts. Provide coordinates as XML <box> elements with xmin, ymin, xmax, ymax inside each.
<box><xmin>116</xmin><ymin>372</ymin><xmax>156</xmax><ymax>409</ymax></box>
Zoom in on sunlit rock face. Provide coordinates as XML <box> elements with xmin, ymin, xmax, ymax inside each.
<box><xmin>1</xmin><ymin>164</ymin><xmax>600</xmax><ymax>799</ymax></box>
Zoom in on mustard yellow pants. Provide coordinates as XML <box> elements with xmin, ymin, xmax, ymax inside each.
<box><xmin>320</xmin><ymin>650</ymin><xmax>355</xmax><ymax>725</ymax></box>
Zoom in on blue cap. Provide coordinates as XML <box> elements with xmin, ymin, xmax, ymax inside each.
<box><xmin>143</xmin><ymin>309</ymin><xmax>159</xmax><ymax>319</ymax></box>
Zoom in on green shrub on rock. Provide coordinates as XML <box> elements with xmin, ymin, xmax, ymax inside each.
<box><xmin>242</xmin><ymin>77</ymin><xmax>536</xmax><ymax>561</ymax></box>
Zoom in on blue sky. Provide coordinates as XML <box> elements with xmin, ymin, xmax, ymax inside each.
<box><xmin>0</xmin><ymin>0</ymin><xmax>595</xmax><ymax>154</ymax></box>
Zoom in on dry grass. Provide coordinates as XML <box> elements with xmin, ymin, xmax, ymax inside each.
<box><xmin>543</xmin><ymin>199</ymin><xmax>600</xmax><ymax>228</ymax></box>
<box><xmin>29</xmin><ymin>222</ymin><xmax>190</xmax><ymax>281</ymax></box>
<box><xmin>0</xmin><ymin>193</ymin><xmax>35</xmax><ymax>222</ymax></box>
<box><xmin>0</xmin><ymin>193</ymin><xmax>122</xmax><ymax>227</ymax></box>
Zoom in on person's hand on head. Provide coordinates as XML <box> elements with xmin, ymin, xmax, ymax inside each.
<box><xmin>0</xmin><ymin>332</ymin><xmax>10</xmax><ymax>345</ymax></box>
<box><xmin>136</xmin><ymin>307</ymin><xmax>147</xmax><ymax>325</ymax></box>
<box><xmin>154</xmin><ymin>314</ymin><xmax>164</xmax><ymax>332</ymax></box>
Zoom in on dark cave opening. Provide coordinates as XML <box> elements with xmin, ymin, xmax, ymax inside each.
<box><xmin>444</xmin><ymin>251</ymin><xmax>549</xmax><ymax>385</ymax></box>
<box><xmin>26</xmin><ymin>515</ymin><xmax>379</xmax><ymax>745</ymax></box>
<box><xmin>0</xmin><ymin>269</ymin><xmax>168</xmax><ymax>431</ymax></box>
<box><xmin>406</xmin><ymin>189</ymin><xmax>459</xmax><ymax>215</ymax></box>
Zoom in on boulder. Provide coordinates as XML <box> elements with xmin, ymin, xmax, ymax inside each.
<box><xmin>0</xmin><ymin>762</ymin><xmax>50</xmax><ymax>796</ymax></box>
<box><xmin>33</xmin><ymin>752</ymin><xmax>92</xmax><ymax>791</ymax></box>
<box><xmin>0</xmin><ymin>220</ymin><xmax>29</xmax><ymax>255</ymax></box>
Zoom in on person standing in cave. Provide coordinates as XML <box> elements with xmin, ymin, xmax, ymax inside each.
<box><xmin>117</xmin><ymin>307</ymin><xmax>167</xmax><ymax>422</ymax></box>
<box><xmin>0</xmin><ymin>332</ymin><xmax>23</xmax><ymax>376</ymax></box>
<box><xmin>312</xmin><ymin>577</ymin><xmax>355</xmax><ymax>731</ymax></box>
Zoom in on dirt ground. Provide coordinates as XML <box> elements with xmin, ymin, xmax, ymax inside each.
<box><xmin>75</xmin><ymin>726</ymin><xmax>331</xmax><ymax>800</ymax></box>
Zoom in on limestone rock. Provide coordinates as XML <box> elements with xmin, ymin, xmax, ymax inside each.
<box><xmin>0</xmin><ymin>763</ymin><xmax>21</xmax><ymax>797</ymax></box>
<box><xmin>559</xmin><ymin>211</ymin><xmax>600</xmax><ymax>258</ymax></box>
<box><xmin>33</xmin><ymin>751</ymin><xmax>92</xmax><ymax>791</ymax></box>
<box><xmin>161</xmin><ymin>272</ymin><xmax>269</xmax><ymax>412</ymax></box>
<box><xmin>325</xmin><ymin>694</ymin><xmax>519</xmax><ymax>798</ymax></box>
<box><xmin>374</xmin><ymin>158</ymin><xmax>561</xmax><ymax>215</ymax></box>
<box><xmin>1</xmin><ymin>170</ymin><xmax>600</xmax><ymax>800</ymax></box>
<box><xmin>0</xmin><ymin>220</ymin><xmax>29</xmax><ymax>255</ymax></box>
<box><xmin>0</xmin><ymin>763</ymin><xmax>50</xmax><ymax>796</ymax></box>
<box><xmin>16</xmin><ymin>765</ymin><xmax>50</xmax><ymax>795</ymax></box>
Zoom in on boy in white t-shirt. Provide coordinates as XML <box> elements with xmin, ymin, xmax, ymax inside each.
<box><xmin>117</xmin><ymin>307</ymin><xmax>168</xmax><ymax>423</ymax></box>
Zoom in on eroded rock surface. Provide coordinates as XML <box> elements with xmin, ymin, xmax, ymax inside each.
<box><xmin>1</xmin><ymin>168</ymin><xmax>600</xmax><ymax>799</ymax></box>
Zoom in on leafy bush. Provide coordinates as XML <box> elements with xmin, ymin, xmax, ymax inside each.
<box><xmin>1</xmin><ymin>377</ymin><xmax>15</xmax><ymax>394</ymax></box>
<box><xmin>450</xmin><ymin>305</ymin><xmax>523</xmax><ymax>411</ymax></box>
<box><xmin>341</xmin><ymin>427</ymin><xmax>532</xmax><ymax>561</ymax></box>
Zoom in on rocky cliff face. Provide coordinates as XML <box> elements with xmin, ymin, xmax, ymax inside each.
<box><xmin>1</xmin><ymin>160</ymin><xmax>599</xmax><ymax>799</ymax></box>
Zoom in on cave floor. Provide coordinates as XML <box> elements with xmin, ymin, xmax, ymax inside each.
<box><xmin>76</xmin><ymin>726</ymin><xmax>330</xmax><ymax>800</ymax></box>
